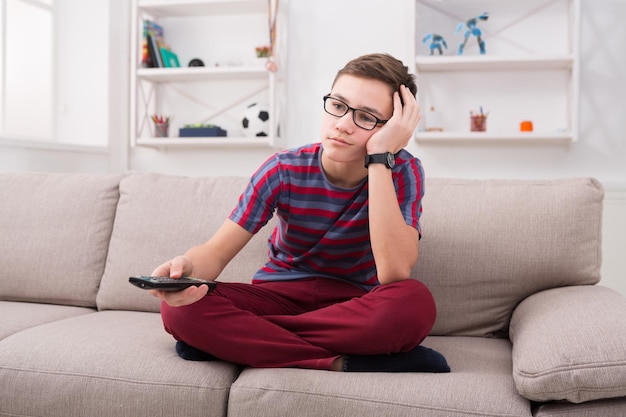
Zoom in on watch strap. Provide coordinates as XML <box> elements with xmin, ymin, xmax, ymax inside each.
<box><xmin>364</xmin><ymin>152</ymin><xmax>394</xmax><ymax>169</ymax></box>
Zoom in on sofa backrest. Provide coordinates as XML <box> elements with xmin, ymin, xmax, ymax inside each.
<box><xmin>0</xmin><ymin>173</ymin><xmax>605</xmax><ymax>338</ymax></box>
<box><xmin>0</xmin><ymin>173</ymin><xmax>122</xmax><ymax>307</ymax></box>
<box><xmin>416</xmin><ymin>178</ymin><xmax>604</xmax><ymax>337</ymax></box>
<box><xmin>97</xmin><ymin>173</ymin><xmax>274</xmax><ymax>313</ymax></box>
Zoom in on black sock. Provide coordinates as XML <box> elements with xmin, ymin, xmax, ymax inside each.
<box><xmin>343</xmin><ymin>345</ymin><xmax>450</xmax><ymax>373</ymax></box>
<box><xmin>175</xmin><ymin>341</ymin><xmax>218</xmax><ymax>362</ymax></box>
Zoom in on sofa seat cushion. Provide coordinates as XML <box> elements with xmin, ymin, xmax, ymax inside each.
<box><xmin>228</xmin><ymin>336</ymin><xmax>531</xmax><ymax>417</ymax></box>
<box><xmin>97</xmin><ymin>173</ymin><xmax>274</xmax><ymax>313</ymax></box>
<box><xmin>0</xmin><ymin>301</ymin><xmax>95</xmax><ymax>340</ymax></box>
<box><xmin>415</xmin><ymin>178</ymin><xmax>604</xmax><ymax>337</ymax></box>
<box><xmin>510</xmin><ymin>285</ymin><xmax>626</xmax><ymax>403</ymax></box>
<box><xmin>0</xmin><ymin>173</ymin><xmax>122</xmax><ymax>307</ymax></box>
<box><xmin>0</xmin><ymin>310</ymin><xmax>240</xmax><ymax>417</ymax></box>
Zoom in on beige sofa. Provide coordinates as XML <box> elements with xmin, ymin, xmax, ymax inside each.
<box><xmin>1</xmin><ymin>172</ymin><xmax>625</xmax><ymax>417</ymax></box>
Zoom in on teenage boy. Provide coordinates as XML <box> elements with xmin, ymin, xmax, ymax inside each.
<box><xmin>150</xmin><ymin>53</ymin><xmax>449</xmax><ymax>373</ymax></box>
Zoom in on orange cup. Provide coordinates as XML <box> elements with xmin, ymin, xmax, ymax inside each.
<box><xmin>520</xmin><ymin>120</ymin><xmax>533</xmax><ymax>132</ymax></box>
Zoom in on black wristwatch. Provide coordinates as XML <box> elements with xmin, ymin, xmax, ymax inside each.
<box><xmin>364</xmin><ymin>152</ymin><xmax>395</xmax><ymax>169</ymax></box>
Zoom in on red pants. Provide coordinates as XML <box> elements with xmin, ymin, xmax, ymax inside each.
<box><xmin>160</xmin><ymin>278</ymin><xmax>436</xmax><ymax>370</ymax></box>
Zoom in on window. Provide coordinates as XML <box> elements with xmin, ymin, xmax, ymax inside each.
<box><xmin>0</xmin><ymin>0</ymin><xmax>54</xmax><ymax>141</ymax></box>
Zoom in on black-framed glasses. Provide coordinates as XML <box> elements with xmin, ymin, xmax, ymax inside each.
<box><xmin>323</xmin><ymin>95</ymin><xmax>388</xmax><ymax>131</ymax></box>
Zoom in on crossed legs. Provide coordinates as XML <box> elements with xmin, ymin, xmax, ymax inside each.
<box><xmin>160</xmin><ymin>278</ymin><xmax>437</xmax><ymax>371</ymax></box>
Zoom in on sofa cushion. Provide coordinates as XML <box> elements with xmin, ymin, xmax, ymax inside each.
<box><xmin>415</xmin><ymin>178</ymin><xmax>604</xmax><ymax>337</ymax></box>
<box><xmin>510</xmin><ymin>285</ymin><xmax>626</xmax><ymax>403</ymax></box>
<box><xmin>0</xmin><ymin>301</ymin><xmax>95</xmax><ymax>340</ymax></box>
<box><xmin>97</xmin><ymin>173</ymin><xmax>274</xmax><ymax>313</ymax></box>
<box><xmin>228</xmin><ymin>336</ymin><xmax>531</xmax><ymax>417</ymax></box>
<box><xmin>0</xmin><ymin>173</ymin><xmax>122</xmax><ymax>307</ymax></box>
<box><xmin>0</xmin><ymin>310</ymin><xmax>240</xmax><ymax>417</ymax></box>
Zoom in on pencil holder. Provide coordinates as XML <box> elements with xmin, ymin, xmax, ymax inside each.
<box><xmin>470</xmin><ymin>114</ymin><xmax>487</xmax><ymax>132</ymax></box>
<box><xmin>155</xmin><ymin>122</ymin><xmax>169</xmax><ymax>137</ymax></box>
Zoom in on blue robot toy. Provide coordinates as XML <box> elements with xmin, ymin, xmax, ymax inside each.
<box><xmin>455</xmin><ymin>12</ymin><xmax>489</xmax><ymax>55</ymax></box>
<box><xmin>422</xmin><ymin>33</ymin><xmax>448</xmax><ymax>55</ymax></box>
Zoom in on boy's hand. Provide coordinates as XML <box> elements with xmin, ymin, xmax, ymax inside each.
<box><xmin>148</xmin><ymin>284</ymin><xmax>210</xmax><ymax>307</ymax></box>
<box><xmin>149</xmin><ymin>255</ymin><xmax>208</xmax><ymax>306</ymax></box>
<box><xmin>366</xmin><ymin>85</ymin><xmax>421</xmax><ymax>155</ymax></box>
<box><xmin>151</xmin><ymin>255</ymin><xmax>193</xmax><ymax>279</ymax></box>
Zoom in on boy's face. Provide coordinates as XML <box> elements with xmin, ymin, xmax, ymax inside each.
<box><xmin>320</xmin><ymin>74</ymin><xmax>393</xmax><ymax>166</ymax></box>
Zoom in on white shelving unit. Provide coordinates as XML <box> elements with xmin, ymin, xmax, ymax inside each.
<box><xmin>414</xmin><ymin>0</ymin><xmax>580</xmax><ymax>144</ymax></box>
<box><xmin>129</xmin><ymin>0</ymin><xmax>287</xmax><ymax>149</ymax></box>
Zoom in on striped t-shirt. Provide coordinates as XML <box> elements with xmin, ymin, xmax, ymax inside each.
<box><xmin>228</xmin><ymin>142</ymin><xmax>424</xmax><ymax>290</ymax></box>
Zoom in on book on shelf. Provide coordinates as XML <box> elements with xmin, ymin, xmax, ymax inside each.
<box><xmin>142</xmin><ymin>19</ymin><xmax>164</xmax><ymax>67</ymax></box>
<box><xmin>142</xmin><ymin>19</ymin><xmax>181</xmax><ymax>68</ymax></box>
<box><xmin>147</xmin><ymin>34</ymin><xmax>163</xmax><ymax>67</ymax></box>
<box><xmin>160</xmin><ymin>48</ymin><xmax>180</xmax><ymax>67</ymax></box>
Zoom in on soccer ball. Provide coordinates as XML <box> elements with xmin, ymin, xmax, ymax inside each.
<box><xmin>241</xmin><ymin>102</ymin><xmax>270</xmax><ymax>138</ymax></box>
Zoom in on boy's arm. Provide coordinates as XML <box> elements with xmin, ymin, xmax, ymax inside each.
<box><xmin>182</xmin><ymin>219</ymin><xmax>254</xmax><ymax>279</ymax></box>
<box><xmin>150</xmin><ymin>219</ymin><xmax>253</xmax><ymax>306</ymax></box>
<box><xmin>367</xmin><ymin>164</ymin><xmax>419</xmax><ymax>285</ymax></box>
<box><xmin>366</xmin><ymin>85</ymin><xmax>421</xmax><ymax>285</ymax></box>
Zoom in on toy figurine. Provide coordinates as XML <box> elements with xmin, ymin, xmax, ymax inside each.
<box><xmin>422</xmin><ymin>33</ymin><xmax>448</xmax><ymax>55</ymax></box>
<box><xmin>455</xmin><ymin>12</ymin><xmax>489</xmax><ymax>55</ymax></box>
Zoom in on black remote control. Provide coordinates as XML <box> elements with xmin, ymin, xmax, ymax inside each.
<box><xmin>129</xmin><ymin>276</ymin><xmax>217</xmax><ymax>292</ymax></box>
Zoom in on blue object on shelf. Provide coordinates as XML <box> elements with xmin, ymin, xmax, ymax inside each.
<box><xmin>179</xmin><ymin>127</ymin><xmax>227</xmax><ymax>137</ymax></box>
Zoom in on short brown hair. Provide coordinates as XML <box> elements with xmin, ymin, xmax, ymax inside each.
<box><xmin>332</xmin><ymin>53</ymin><xmax>418</xmax><ymax>98</ymax></box>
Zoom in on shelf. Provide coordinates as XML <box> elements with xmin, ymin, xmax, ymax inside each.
<box><xmin>136</xmin><ymin>136</ymin><xmax>273</xmax><ymax>148</ymax></box>
<box><xmin>415</xmin><ymin>55</ymin><xmax>575</xmax><ymax>72</ymax></box>
<box><xmin>137</xmin><ymin>66</ymin><xmax>269</xmax><ymax>82</ymax></box>
<box><xmin>137</xmin><ymin>0</ymin><xmax>266</xmax><ymax>18</ymax></box>
<box><xmin>415</xmin><ymin>131</ymin><xmax>573</xmax><ymax>144</ymax></box>
<box><xmin>130</xmin><ymin>0</ymin><xmax>287</xmax><ymax>150</ymax></box>
<box><xmin>414</xmin><ymin>0</ymin><xmax>580</xmax><ymax>143</ymax></box>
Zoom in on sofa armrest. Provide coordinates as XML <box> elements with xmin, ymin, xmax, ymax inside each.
<box><xmin>509</xmin><ymin>285</ymin><xmax>626</xmax><ymax>404</ymax></box>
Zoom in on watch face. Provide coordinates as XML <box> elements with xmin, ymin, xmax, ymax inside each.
<box><xmin>386</xmin><ymin>152</ymin><xmax>395</xmax><ymax>168</ymax></box>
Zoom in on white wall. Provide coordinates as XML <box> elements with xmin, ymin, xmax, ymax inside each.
<box><xmin>0</xmin><ymin>0</ymin><xmax>624</xmax><ymax>295</ymax></box>
<box><xmin>55</xmin><ymin>0</ymin><xmax>110</xmax><ymax>147</ymax></box>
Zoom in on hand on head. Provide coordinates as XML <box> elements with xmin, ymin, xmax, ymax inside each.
<box><xmin>366</xmin><ymin>85</ymin><xmax>421</xmax><ymax>155</ymax></box>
